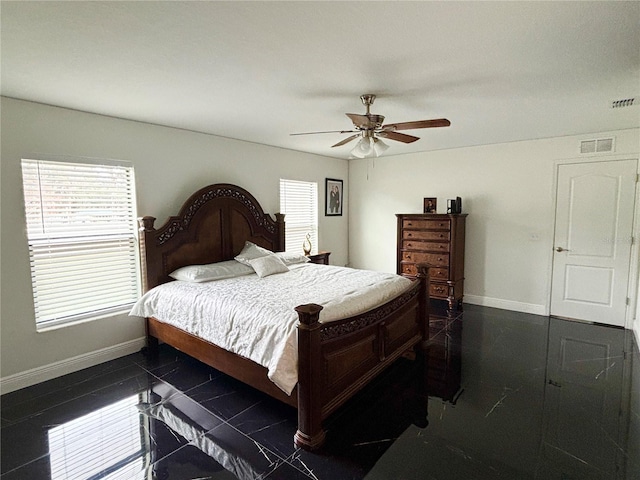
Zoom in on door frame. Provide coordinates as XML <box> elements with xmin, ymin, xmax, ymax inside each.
<box><xmin>548</xmin><ymin>154</ymin><xmax>640</xmax><ymax>329</ymax></box>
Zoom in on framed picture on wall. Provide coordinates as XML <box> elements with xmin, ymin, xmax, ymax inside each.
<box><xmin>423</xmin><ymin>197</ymin><xmax>437</xmax><ymax>213</ymax></box>
<box><xmin>325</xmin><ymin>178</ymin><xmax>343</xmax><ymax>216</ymax></box>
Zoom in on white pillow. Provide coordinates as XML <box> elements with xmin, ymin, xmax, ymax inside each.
<box><xmin>234</xmin><ymin>241</ymin><xmax>273</xmax><ymax>266</ymax></box>
<box><xmin>169</xmin><ymin>260</ymin><xmax>254</xmax><ymax>282</ymax></box>
<box><xmin>248</xmin><ymin>255</ymin><xmax>289</xmax><ymax>278</ymax></box>
<box><xmin>276</xmin><ymin>251</ymin><xmax>311</xmax><ymax>265</ymax></box>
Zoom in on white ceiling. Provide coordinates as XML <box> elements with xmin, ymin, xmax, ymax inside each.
<box><xmin>2</xmin><ymin>1</ymin><xmax>639</xmax><ymax>159</ymax></box>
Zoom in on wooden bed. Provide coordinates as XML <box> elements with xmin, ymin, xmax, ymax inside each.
<box><xmin>137</xmin><ymin>183</ymin><xmax>430</xmax><ymax>450</ymax></box>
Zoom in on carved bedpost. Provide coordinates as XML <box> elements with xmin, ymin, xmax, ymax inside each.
<box><xmin>138</xmin><ymin>216</ymin><xmax>159</xmax><ymax>357</ymax></box>
<box><xmin>416</xmin><ymin>263</ymin><xmax>431</xmax><ymax>349</ymax></box>
<box><xmin>138</xmin><ymin>216</ymin><xmax>156</xmax><ymax>293</ymax></box>
<box><xmin>274</xmin><ymin>213</ymin><xmax>285</xmax><ymax>252</ymax></box>
<box><xmin>294</xmin><ymin>303</ymin><xmax>326</xmax><ymax>450</ymax></box>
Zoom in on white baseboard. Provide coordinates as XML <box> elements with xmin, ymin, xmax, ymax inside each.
<box><xmin>0</xmin><ymin>337</ymin><xmax>146</xmax><ymax>395</ymax></box>
<box><xmin>464</xmin><ymin>294</ymin><xmax>548</xmax><ymax>316</ymax></box>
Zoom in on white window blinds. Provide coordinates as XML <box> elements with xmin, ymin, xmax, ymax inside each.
<box><xmin>21</xmin><ymin>158</ymin><xmax>140</xmax><ymax>329</ymax></box>
<box><xmin>279</xmin><ymin>179</ymin><xmax>318</xmax><ymax>255</ymax></box>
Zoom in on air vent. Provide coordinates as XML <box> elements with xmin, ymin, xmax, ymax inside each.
<box><xmin>596</xmin><ymin>138</ymin><xmax>613</xmax><ymax>152</ymax></box>
<box><xmin>611</xmin><ymin>97</ymin><xmax>636</xmax><ymax>108</ymax></box>
<box><xmin>580</xmin><ymin>137</ymin><xmax>614</xmax><ymax>154</ymax></box>
<box><xmin>580</xmin><ymin>140</ymin><xmax>596</xmax><ymax>154</ymax></box>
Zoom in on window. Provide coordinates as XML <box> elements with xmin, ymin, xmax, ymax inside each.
<box><xmin>21</xmin><ymin>157</ymin><xmax>140</xmax><ymax>329</ymax></box>
<box><xmin>279</xmin><ymin>179</ymin><xmax>318</xmax><ymax>255</ymax></box>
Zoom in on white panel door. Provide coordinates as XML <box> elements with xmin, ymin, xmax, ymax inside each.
<box><xmin>550</xmin><ymin>159</ymin><xmax>637</xmax><ymax>326</ymax></box>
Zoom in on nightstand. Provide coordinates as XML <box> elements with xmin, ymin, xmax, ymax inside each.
<box><xmin>307</xmin><ymin>251</ymin><xmax>331</xmax><ymax>265</ymax></box>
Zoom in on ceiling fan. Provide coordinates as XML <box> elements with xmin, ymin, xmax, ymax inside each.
<box><xmin>291</xmin><ymin>94</ymin><xmax>450</xmax><ymax>158</ymax></box>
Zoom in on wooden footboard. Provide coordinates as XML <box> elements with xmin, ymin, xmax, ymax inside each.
<box><xmin>294</xmin><ymin>264</ymin><xmax>430</xmax><ymax>449</ymax></box>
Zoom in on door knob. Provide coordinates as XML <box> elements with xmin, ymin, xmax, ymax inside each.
<box><xmin>555</xmin><ymin>247</ymin><xmax>570</xmax><ymax>252</ymax></box>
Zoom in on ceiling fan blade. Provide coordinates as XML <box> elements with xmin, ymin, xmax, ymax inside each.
<box><xmin>345</xmin><ymin>113</ymin><xmax>370</xmax><ymax>126</ymax></box>
<box><xmin>331</xmin><ymin>134</ymin><xmax>360</xmax><ymax>147</ymax></box>
<box><xmin>382</xmin><ymin>119</ymin><xmax>451</xmax><ymax>131</ymax></box>
<box><xmin>290</xmin><ymin>129</ymin><xmax>357</xmax><ymax>136</ymax></box>
<box><xmin>377</xmin><ymin>131</ymin><xmax>420</xmax><ymax>144</ymax></box>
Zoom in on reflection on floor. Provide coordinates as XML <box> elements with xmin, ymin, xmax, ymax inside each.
<box><xmin>2</xmin><ymin>304</ymin><xmax>639</xmax><ymax>479</ymax></box>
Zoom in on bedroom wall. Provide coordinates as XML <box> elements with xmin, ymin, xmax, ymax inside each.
<box><xmin>0</xmin><ymin>97</ymin><xmax>349</xmax><ymax>391</ymax></box>
<box><xmin>348</xmin><ymin>128</ymin><xmax>640</xmax><ymax>324</ymax></box>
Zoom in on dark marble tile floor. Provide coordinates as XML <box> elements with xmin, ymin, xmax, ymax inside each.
<box><xmin>2</xmin><ymin>304</ymin><xmax>639</xmax><ymax>479</ymax></box>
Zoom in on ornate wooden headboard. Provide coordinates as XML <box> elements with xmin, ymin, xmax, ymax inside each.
<box><xmin>138</xmin><ymin>183</ymin><xmax>285</xmax><ymax>292</ymax></box>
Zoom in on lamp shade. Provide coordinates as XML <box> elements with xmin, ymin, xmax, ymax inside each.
<box><xmin>350</xmin><ymin>137</ymin><xmax>374</xmax><ymax>158</ymax></box>
<box><xmin>372</xmin><ymin>138</ymin><xmax>389</xmax><ymax>156</ymax></box>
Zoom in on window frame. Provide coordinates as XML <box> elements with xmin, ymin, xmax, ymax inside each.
<box><xmin>279</xmin><ymin>178</ymin><xmax>318</xmax><ymax>256</ymax></box>
<box><xmin>21</xmin><ymin>155</ymin><xmax>141</xmax><ymax>330</ymax></box>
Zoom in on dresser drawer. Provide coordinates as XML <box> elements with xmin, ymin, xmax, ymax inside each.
<box><xmin>400</xmin><ymin>264</ymin><xmax>449</xmax><ymax>278</ymax></box>
<box><xmin>430</xmin><ymin>267</ymin><xmax>449</xmax><ymax>280</ymax></box>
<box><xmin>430</xmin><ymin>282</ymin><xmax>449</xmax><ymax>297</ymax></box>
<box><xmin>401</xmin><ymin>251</ymin><xmax>449</xmax><ymax>267</ymax></box>
<box><xmin>403</xmin><ymin>230</ymin><xmax>450</xmax><ymax>241</ymax></box>
<box><xmin>402</xmin><ymin>219</ymin><xmax>450</xmax><ymax>230</ymax></box>
<box><xmin>402</xmin><ymin>240</ymin><xmax>450</xmax><ymax>253</ymax></box>
<box><xmin>401</xmin><ymin>263</ymin><xmax>417</xmax><ymax>276</ymax></box>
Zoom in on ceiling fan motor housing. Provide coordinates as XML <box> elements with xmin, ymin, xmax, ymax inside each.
<box><xmin>362</xmin><ymin>115</ymin><xmax>385</xmax><ymax>130</ymax></box>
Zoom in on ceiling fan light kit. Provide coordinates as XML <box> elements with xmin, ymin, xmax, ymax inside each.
<box><xmin>291</xmin><ymin>94</ymin><xmax>450</xmax><ymax>158</ymax></box>
<box><xmin>350</xmin><ymin>135</ymin><xmax>389</xmax><ymax>159</ymax></box>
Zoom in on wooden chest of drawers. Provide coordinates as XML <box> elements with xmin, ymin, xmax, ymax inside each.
<box><xmin>396</xmin><ymin>213</ymin><xmax>467</xmax><ymax>311</ymax></box>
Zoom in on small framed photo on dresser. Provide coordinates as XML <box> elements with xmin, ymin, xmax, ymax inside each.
<box><xmin>325</xmin><ymin>178</ymin><xmax>343</xmax><ymax>216</ymax></box>
<box><xmin>423</xmin><ymin>197</ymin><xmax>437</xmax><ymax>213</ymax></box>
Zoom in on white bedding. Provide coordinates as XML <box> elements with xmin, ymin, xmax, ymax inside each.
<box><xmin>130</xmin><ymin>263</ymin><xmax>413</xmax><ymax>395</ymax></box>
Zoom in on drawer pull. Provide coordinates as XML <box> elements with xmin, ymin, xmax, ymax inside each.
<box><xmin>406</xmin><ymin>254</ymin><xmax>411</xmax><ymax>259</ymax></box>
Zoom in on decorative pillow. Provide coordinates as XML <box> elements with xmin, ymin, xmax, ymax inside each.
<box><xmin>248</xmin><ymin>254</ymin><xmax>290</xmax><ymax>278</ymax></box>
<box><xmin>234</xmin><ymin>241</ymin><xmax>273</xmax><ymax>266</ymax></box>
<box><xmin>275</xmin><ymin>251</ymin><xmax>311</xmax><ymax>265</ymax></box>
<box><xmin>169</xmin><ymin>260</ymin><xmax>254</xmax><ymax>282</ymax></box>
